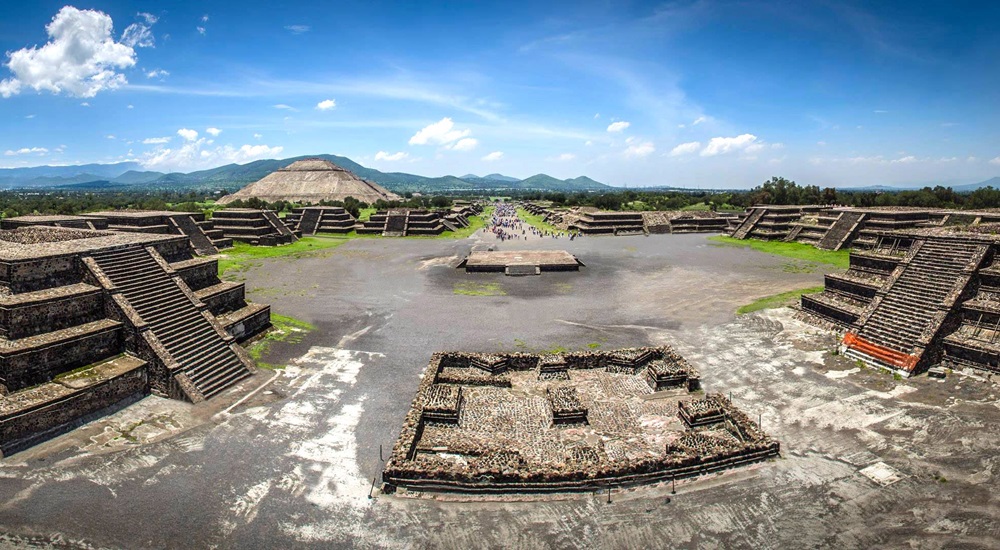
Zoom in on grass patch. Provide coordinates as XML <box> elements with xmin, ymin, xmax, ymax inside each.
<box><xmin>516</xmin><ymin>207</ymin><xmax>561</xmax><ymax>233</ymax></box>
<box><xmin>248</xmin><ymin>313</ymin><xmax>316</xmax><ymax>369</ymax></box>
<box><xmin>358</xmin><ymin>207</ymin><xmax>376</xmax><ymax>221</ymax></box>
<box><xmin>218</xmin><ymin>235</ymin><xmax>357</xmax><ymax>277</ymax></box>
<box><xmin>737</xmin><ymin>286</ymin><xmax>824</xmax><ymax>314</ymax></box>
<box><xmin>709</xmin><ymin>235</ymin><xmax>850</xmax><ymax>269</ymax></box>
<box><xmin>453</xmin><ymin>281</ymin><xmax>507</xmax><ymax>296</ymax></box>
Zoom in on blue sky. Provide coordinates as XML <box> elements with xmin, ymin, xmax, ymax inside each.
<box><xmin>0</xmin><ymin>1</ymin><xmax>998</xmax><ymax>187</ymax></box>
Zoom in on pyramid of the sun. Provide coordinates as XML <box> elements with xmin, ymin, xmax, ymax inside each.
<box><xmin>218</xmin><ymin>158</ymin><xmax>400</xmax><ymax>205</ymax></box>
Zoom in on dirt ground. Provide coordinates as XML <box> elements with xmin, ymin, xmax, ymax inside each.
<box><xmin>0</xmin><ymin>231</ymin><xmax>998</xmax><ymax>549</ymax></box>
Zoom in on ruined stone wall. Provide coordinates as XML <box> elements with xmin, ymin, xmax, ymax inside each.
<box><xmin>0</xmin><ymin>289</ymin><xmax>105</xmax><ymax>339</ymax></box>
<box><xmin>2</xmin><ymin>326</ymin><xmax>124</xmax><ymax>392</ymax></box>
<box><xmin>0</xmin><ymin>256</ymin><xmax>82</xmax><ymax>293</ymax></box>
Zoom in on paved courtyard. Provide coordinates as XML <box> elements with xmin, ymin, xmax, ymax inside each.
<box><xmin>0</xmin><ymin>232</ymin><xmax>997</xmax><ymax>549</ymax></box>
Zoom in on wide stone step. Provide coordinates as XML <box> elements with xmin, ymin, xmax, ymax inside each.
<box><xmin>197</xmin><ymin>365</ymin><xmax>251</xmax><ymax>398</ymax></box>
<box><xmin>169</xmin><ymin>329</ymin><xmax>225</xmax><ymax>358</ymax></box>
<box><xmin>178</xmin><ymin>343</ymin><xmax>231</xmax><ymax>370</ymax></box>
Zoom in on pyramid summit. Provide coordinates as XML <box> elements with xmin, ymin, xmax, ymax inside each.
<box><xmin>218</xmin><ymin>158</ymin><xmax>401</xmax><ymax>205</ymax></box>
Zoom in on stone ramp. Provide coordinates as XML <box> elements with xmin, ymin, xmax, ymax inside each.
<box><xmin>731</xmin><ymin>208</ymin><xmax>765</xmax><ymax>239</ymax></box>
<box><xmin>89</xmin><ymin>247</ymin><xmax>253</xmax><ymax>400</ymax></box>
<box><xmin>170</xmin><ymin>214</ymin><xmax>219</xmax><ymax>256</ymax></box>
<box><xmin>848</xmin><ymin>240</ymin><xmax>986</xmax><ymax>372</ymax></box>
<box><xmin>783</xmin><ymin>226</ymin><xmax>803</xmax><ymax>242</ymax></box>
<box><xmin>261</xmin><ymin>210</ymin><xmax>297</xmax><ymax>240</ymax></box>
<box><xmin>818</xmin><ymin>211</ymin><xmax>866</xmax><ymax>250</ymax></box>
<box><xmin>298</xmin><ymin>208</ymin><xmax>322</xmax><ymax>235</ymax></box>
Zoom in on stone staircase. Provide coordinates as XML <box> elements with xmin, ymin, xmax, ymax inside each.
<box><xmin>170</xmin><ymin>214</ymin><xmax>219</xmax><ymax>256</ymax></box>
<box><xmin>850</xmin><ymin>240</ymin><xmax>983</xmax><ymax>370</ymax></box>
<box><xmin>89</xmin><ymin>247</ymin><xmax>253</xmax><ymax>399</ymax></box>
<box><xmin>731</xmin><ymin>208</ymin><xmax>765</xmax><ymax>240</ymax></box>
<box><xmin>384</xmin><ymin>212</ymin><xmax>407</xmax><ymax>237</ymax></box>
<box><xmin>298</xmin><ymin>208</ymin><xmax>322</xmax><ymax>235</ymax></box>
<box><xmin>818</xmin><ymin>211</ymin><xmax>866</xmax><ymax>251</ymax></box>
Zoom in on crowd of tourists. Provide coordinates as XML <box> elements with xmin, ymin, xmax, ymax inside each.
<box><xmin>487</xmin><ymin>203</ymin><xmax>580</xmax><ymax>241</ymax></box>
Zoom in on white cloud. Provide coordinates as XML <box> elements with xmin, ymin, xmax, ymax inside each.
<box><xmin>197</xmin><ymin>26</ymin><xmax>206</xmax><ymax>35</ymax></box>
<box><xmin>701</xmin><ymin>134</ymin><xmax>758</xmax><ymax>156</ymax></box>
<box><xmin>121</xmin><ymin>20</ymin><xmax>154</xmax><ymax>48</ymax></box>
<box><xmin>606</xmin><ymin>121</ymin><xmax>630</xmax><ymax>133</ymax></box>
<box><xmin>4</xmin><ymin>147</ymin><xmax>48</xmax><ymax>156</ymax></box>
<box><xmin>25</xmin><ymin>114</ymin><xmax>35</xmax><ymax>119</ymax></box>
<box><xmin>624</xmin><ymin>140</ymin><xmax>655</xmax><ymax>158</ymax></box>
<box><xmin>670</xmin><ymin>141</ymin><xmax>701</xmax><ymax>156</ymax></box>
<box><xmin>553</xmin><ymin>153</ymin><xmax>576</xmax><ymax>161</ymax></box>
<box><xmin>584</xmin><ymin>140</ymin><xmax>593</xmax><ymax>146</ymax></box>
<box><xmin>205</xmin><ymin>127</ymin><xmax>222</xmax><ymax>137</ymax></box>
<box><xmin>142</xmin><ymin>137</ymin><xmax>170</xmax><ymax>144</ymax></box>
<box><xmin>817</xmin><ymin>141</ymin><xmax>827</xmax><ymax>146</ymax></box>
<box><xmin>451</xmin><ymin>137</ymin><xmax>478</xmax><ymax>151</ymax></box>
<box><xmin>273</xmin><ymin>103</ymin><xmax>296</xmax><ymax>111</ymax></box>
<box><xmin>127</xmin><ymin>104</ymin><xmax>134</xmax><ymax>109</ymax></box>
<box><xmin>891</xmin><ymin>155</ymin><xmax>917</xmax><ymax>164</ymax></box>
<box><xmin>106</xmin><ymin>135</ymin><xmax>116</xmax><ymax>140</ymax></box>
<box><xmin>316</xmin><ymin>99</ymin><xmax>336</xmax><ymax>111</ymax></box>
<box><xmin>692</xmin><ymin>116</ymin><xmax>707</xmax><ymax>125</ymax></box>
<box><xmin>482</xmin><ymin>151</ymin><xmax>504</xmax><ymax>161</ymax></box>
<box><xmin>141</xmin><ymin>140</ymin><xmax>282</xmax><ymax>171</ymax></box>
<box><xmin>145</xmin><ymin>69</ymin><xmax>169</xmax><ymax>79</ymax></box>
<box><xmin>80</xmin><ymin>102</ymin><xmax>90</xmax><ymax>107</ymax></box>
<box><xmin>285</xmin><ymin>25</ymin><xmax>310</xmax><ymax>34</ymax></box>
<box><xmin>253</xmin><ymin>133</ymin><xmax>263</xmax><ymax>139</ymax></box>
<box><xmin>409</xmin><ymin>117</ymin><xmax>471</xmax><ymax>146</ymax></box>
<box><xmin>771</xmin><ymin>143</ymin><xmax>785</xmax><ymax>149</ymax></box>
<box><xmin>594</xmin><ymin>113</ymin><xmax>600</xmax><ymax>119</ymax></box>
<box><xmin>177</xmin><ymin>128</ymin><xmax>198</xmax><ymax>141</ymax></box>
<box><xmin>138</xmin><ymin>12</ymin><xmax>158</xmax><ymax>25</ymax></box>
<box><xmin>988</xmin><ymin>157</ymin><xmax>1000</xmax><ymax>165</ymax></box>
<box><xmin>374</xmin><ymin>151</ymin><xmax>409</xmax><ymax>161</ymax></box>
<box><xmin>0</xmin><ymin>7</ymin><xmax>151</xmax><ymax>98</ymax></box>
<box><xmin>201</xmin><ymin>15</ymin><xmax>210</xmax><ymax>22</ymax></box>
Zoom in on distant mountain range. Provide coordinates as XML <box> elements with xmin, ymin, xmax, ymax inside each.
<box><xmin>1</xmin><ymin>156</ymin><xmax>997</xmax><ymax>195</ymax></box>
<box><xmin>0</xmin><ymin>155</ymin><xmax>611</xmax><ymax>194</ymax></box>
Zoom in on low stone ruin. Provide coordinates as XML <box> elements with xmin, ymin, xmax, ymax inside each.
<box><xmin>3</xmin><ymin>211</ymin><xmax>232</xmax><ymax>256</ymax></box>
<box><xmin>0</xmin><ymin>226</ymin><xmax>270</xmax><ymax>455</ymax></box>
<box><xmin>382</xmin><ymin>347</ymin><xmax>779</xmax><ymax>493</ymax></box>
<box><xmin>283</xmin><ymin>206</ymin><xmax>357</xmax><ymax>235</ymax></box>
<box><xmin>357</xmin><ymin>208</ymin><xmax>465</xmax><ymax>236</ymax></box>
<box><xmin>458</xmin><ymin>250</ymin><xmax>583</xmax><ymax>276</ymax></box>
<box><xmin>211</xmin><ymin>209</ymin><xmax>297</xmax><ymax>245</ymax></box>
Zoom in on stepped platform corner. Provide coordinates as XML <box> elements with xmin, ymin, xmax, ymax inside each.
<box><xmin>0</xmin><ymin>225</ymin><xmax>270</xmax><ymax>454</ymax></box>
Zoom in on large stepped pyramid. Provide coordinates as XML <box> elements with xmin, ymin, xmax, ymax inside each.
<box><xmin>89</xmin><ymin>248</ymin><xmax>255</xmax><ymax>399</ymax></box>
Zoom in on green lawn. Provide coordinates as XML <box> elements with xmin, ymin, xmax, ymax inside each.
<box><xmin>218</xmin><ymin>208</ymin><xmax>494</xmax><ymax>276</ymax></box>
<box><xmin>708</xmin><ymin>235</ymin><xmax>851</xmax><ymax>269</ymax></box>
<box><xmin>516</xmin><ymin>207</ymin><xmax>561</xmax><ymax>233</ymax></box>
<box><xmin>218</xmin><ymin>235</ymin><xmax>356</xmax><ymax>276</ymax></box>
<box><xmin>357</xmin><ymin>207</ymin><xmax>376</xmax><ymax>221</ymax></box>
<box><xmin>737</xmin><ymin>286</ymin><xmax>825</xmax><ymax>314</ymax></box>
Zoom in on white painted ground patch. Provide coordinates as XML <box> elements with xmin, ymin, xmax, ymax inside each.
<box><xmin>859</xmin><ymin>461</ymin><xmax>904</xmax><ymax>486</ymax></box>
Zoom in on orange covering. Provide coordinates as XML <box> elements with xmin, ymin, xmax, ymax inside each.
<box><xmin>843</xmin><ymin>332</ymin><xmax>919</xmax><ymax>372</ymax></box>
